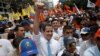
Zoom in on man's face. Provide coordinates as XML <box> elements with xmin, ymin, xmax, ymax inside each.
<box><xmin>81</xmin><ymin>34</ymin><xmax>89</xmax><ymax>41</ymax></box>
<box><xmin>16</xmin><ymin>27</ymin><xmax>25</xmax><ymax>37</ymax></box>
<box><xmin>43</xmin><ymin>26</ymin><xmax>53</xmax><ymax>41</ymax></box>
<box><xmin>64</xmin><ymin>29</ymin><xmax>73</xmax><ymax>37</ymax></box>
<box><xmin>52</xmin><ymin>21</ymin><xmax>59</xmax><ymax>30</ymax></box>
<box><xmin>24</xmin><ymin>25</ymin><xmax>30</xmax><ymax>31</ymax></box>
<box><xmin>65</xmin><ymin>42</ymin><xmax>76</xmax><ymax>53</ymax></box>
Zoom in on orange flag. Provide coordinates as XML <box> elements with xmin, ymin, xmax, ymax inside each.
<box><xmin>39</xmin><ymin>12</ymin><xmax>45</xmax><ymax>22</ymax></box>
<box><xmin>64</xmin><ymin>5</ymin><xmax>70</xmax><ymax>10</ymax></box>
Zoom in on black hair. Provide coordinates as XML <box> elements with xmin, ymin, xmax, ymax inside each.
<box><xmin>89</xmin><ymin>25</ymin><xmax>99</xmax><ymax>34</ymax></box>
<box><xmin>74</xmin><ymin>16</ymin><xmax>82</xmax><ymax>24</ymax></box>
<box><xmin>8</xmin><ymin>31</ymin><xmax>15</xmax><ymax>39</ymax></box>
<box><xmin>39</xmin><ymin>22</ymin><xmax>46</xmax><ymax>32</ymax></box>
<box><xmin>63</xmin><ymin>25</ymin><xmax>73</xmax><ymax>33</ymax></box>
<box><xmin>14</xmin><ymin>25</ymin><xmax>23</xmax><ymax>32</ymax></box>
<box><xmin>51</xmin><ymin>19</ymin><xmax>59</xmax><ymax>23</ymax></box>
<box><xmin>42</xmin><ymin>23</ymin><xmax>52</xmax><ymax>32</ymax></box>
<box><xmin>89</xmin><ymin>16</ymin><xmax>97</xmax><ymax>21</ymax></box>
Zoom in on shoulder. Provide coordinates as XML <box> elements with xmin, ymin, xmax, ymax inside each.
<box><xmin>57</xmin><ymin>49</ymin><xmax>64</xmax><ymax>56</ymax></box>
<box><xmin>84</xmin><ymin>46</ymin><xmax>97</xmax><ymax>56</ymax></box>
<box><xmin>0</xmin><ymin>39</ymin><xmax>10</xmax><ymax>43</ymax></box>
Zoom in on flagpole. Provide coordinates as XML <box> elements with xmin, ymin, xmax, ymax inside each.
<box><xmin>74</xmin><ymin>3</ymin><xmax>81</xmax><ymax>14</ymax></box>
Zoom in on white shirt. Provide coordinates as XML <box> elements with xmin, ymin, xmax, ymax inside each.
<box><xmin>25</xmin><ymin>31</ymin><xmax>33</xmax><ymax>40</ymax></box>
<box><xmin>79</xmin><ymin>40</ymin><xmax>95</xmax><ymax>56</ymax></box>
<box><xmin>34</xmin><ymin>34</ymin><xmax>60</xmax><ymax>56</ymax></box>
<box><xmin>0</xmin><ymin>39</ymin><xmax>14</xmax><ymax>56</ymax></box>
<box><xmin>83</xmin><ymin>45</ymin><xmax>100</xmax><ymax>56</ymax></box>
<box><xmin>53</xmin><ymin>28</ymin><xmax>63</xmax><ymax>41</ymax></box>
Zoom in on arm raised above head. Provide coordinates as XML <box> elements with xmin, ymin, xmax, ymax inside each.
<box><xmin>33</xmin><ymin>2</ymin><xmax>44</xmax><ymax>35</ymax></box>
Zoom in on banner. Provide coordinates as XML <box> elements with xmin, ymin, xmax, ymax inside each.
<box><xmin>87</xmin><ymin>0</ymin><xmax>95</xmax><ymax>8</ymax></box>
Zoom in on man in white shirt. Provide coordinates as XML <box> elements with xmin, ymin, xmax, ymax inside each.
<box><xmin>83</xmin><ymin>28</ymin><xmax>100</xmax><ymax>56</ymax></box>
<box><xmin>79</xmin><ymin>26</ymin><xmax>99</xmax><ymax>56</ymax></box>
<box><xmin>34</xmin><ymin>24</ymin><xmax>60</xmax><ymax>56</ymax></box>
<box><xmin>0</xmin><ymin>39</ymin><xmax>14</xmax><ymax>56</ymax></box>
<box><xmin>33</xmin><ymin>3</ymin><xmax>61</xmax><ymax>56</ymax></box>
<box><xmin>51</xmin><ymin>19</ymin><xmax>62</xmax><ymax>41</ymax></box>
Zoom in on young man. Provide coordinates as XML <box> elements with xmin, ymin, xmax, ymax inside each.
<box><xmin>21</xmin><ymin>20</ymin><xmax>33</xmax><ymax>40</ymax></box>
<box><xmin>57</xmin><ymin>38</ymin><xmax>79</xmax><ymax>56</ymax></box>
<box><xmin>32</xmin><ymin>3</ymin><xmax>61</xmax><ymax>56</ymax></box>
<box><xmin>34</xmin><ymin>24</ymin><xmax>60</xmax><ymax>56</ymax></box>
<box><xmin>79</xmin><ymin>26</ymin><xmax>97</xmax><ymax>56</ymax></box>
<box><xmin>51</xmin><ymin>19</ymin><xmax>62</xmax><ymax>40</ymax></box>
<box><xmin>83</xmin><ymin>28</ymin><xmax>100</xmax><ymax>56</ymax></box>
<box><xmin>59</xmin><ymin>25</ymin><xmax>79</xmax><ymax>50</ymax></box>
<box><xmin>12</xmin><ymin>25</ymin><xmax>25</xmax><ymax>56</ymax></box>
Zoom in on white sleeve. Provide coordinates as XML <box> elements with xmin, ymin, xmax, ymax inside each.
<box><xmin>32</xmin><ymin>33</ymin><xmax>41</xmax><ymax>46</ymax></box>
<box><xmin>5</xmin><ymin>40</ymin><xmax>14</xmax><ymax>56</ymax></box>
<box><xmin>9</xmin><ymin>21</ymin><xmax>16</xmax><ymax>30</ymax></box>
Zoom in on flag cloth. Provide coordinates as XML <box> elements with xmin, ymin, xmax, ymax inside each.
<box><xmin>22</xmin><ymin>9</ymin><xmax>30</xmax><ymax>17</ymax></box>
<box><xmin>96</xmin><ymin>0</ymin><xmax>100</xmax><ymax>6</ymax></box>
<box><xmin>12</xmin><ymin>12</ymin><xmax>21</xmax><ymax>20</ymax></box>
<box><xmin>39</xmin><ymin>12</ymin><xmax>45</xmax><ymax>22</ymax></box>
<box><xmin>0</xmin><ymin>15</ymin><xmax>4</xmax><ymax>21</ymax></box>
<box><xmin>87</xmin><ymin>0</ymin><xmax>95</xmax><ymax>8</ymax></box>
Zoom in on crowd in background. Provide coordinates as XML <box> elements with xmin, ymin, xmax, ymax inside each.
<box><xmin>0</xmin><ymin>1</ymin><xmax>100</xmax><ymax>56</ymax></box>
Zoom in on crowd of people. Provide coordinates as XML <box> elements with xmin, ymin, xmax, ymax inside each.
<box><xmin>0</xmin><ymin>2</ymin><xmax>100</xmax><ymax>56</ymax></box>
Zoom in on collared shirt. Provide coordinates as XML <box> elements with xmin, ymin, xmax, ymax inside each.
<box><xmin>83</xmin><ymin>45</ymin><xmax>100</xmax><ymax>56</ymax></box>
<box><xmin>33</xmin><ymin>34</ymin><xmax>60</xmax><ymax>56</ymax></box>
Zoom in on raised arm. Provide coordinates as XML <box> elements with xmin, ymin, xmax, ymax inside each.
<box><xmin>33</xmin><ymin>2</ymin><xmax>44</xmax><ymax>35</ymax></box>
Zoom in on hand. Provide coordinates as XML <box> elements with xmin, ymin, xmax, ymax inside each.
<box><xmin>34</xmin><ymin>2</ymin><xmax>44</xmax><ymax>13</ymax></box>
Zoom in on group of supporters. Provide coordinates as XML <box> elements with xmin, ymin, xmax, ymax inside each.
<box><xmin>0</xmin><ymin>2</ymin><xmax>100</xmax><ymax>56</ymax></box>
